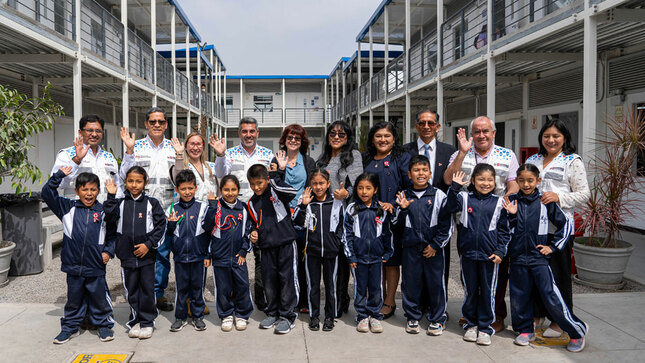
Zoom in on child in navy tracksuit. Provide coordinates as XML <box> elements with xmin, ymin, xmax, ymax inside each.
<box><xmin>104</xmin><ymin>166</ymin><xmax>166</xmax><ymax>340</ymax></box>
<box><xmin>292</xmin><ymin>168</ymin><xmax>345</xmax><ymax>332</ymax></box>
<box><xmin>344</xmin><ymin>172</ymin><xmax>393</xmax><ymax>334</ymax></box>
<box><xmin>209</xmin><ymin>175</ymin><xmax>254</xmax><ymax>332</ymax></box>
<box><xmin>43</xmin><ymin>168</ymin><xmax>116</xmax><ymax>344</ymax></box>
<box><xmin>166</xmin><ymin>170</ymin><xmax>217</xmax><ymax>332</ymax></box>
<box><xmin>504</xmin><ymin>164</ymin><xmax>588</xmax><ymax>352</ymax></box>
<box><xmin>247</xmin><ymin>164</ymin><xmax>299</xmax><ymax>334</ymax></box>
<box><xmin>392</xmin><ymin>155</ymin><xmax>452</xmax><ymax>336</ymax></box>
<box><xmin>446</xmin><ymin>165</ymin><xmax>510</xmax><ymax>345</ymax></box>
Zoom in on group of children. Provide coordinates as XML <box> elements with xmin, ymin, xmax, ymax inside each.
<box><xmin>43</xmin><ymin>153</ymin><xmax>587</xmax><ymax>352</ymax></box>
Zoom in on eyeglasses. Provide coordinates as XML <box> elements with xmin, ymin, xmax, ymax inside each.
<box><xmin>329</xmin><ymin>131</ymin><xmax>347</xmax><ymax>139</ymax></box>
<box><xmin>147</xmin><ymin>120</ymin><xmax>167</xmax><ymax>125</ymax></box>
<box><xmin>417</xmin><ymin>121</ymin><xmax>438</xmax><ymax>127</ymax></box>
<box><xmin>286</xmin><ymin>135</ymin><xmax>301</xmax><ymax>142</ymax></box>
<box><xmin>82</xmin><ymin>128</ymin><xmax>103</xmax><ymax>134</ymax></box>
<box><xmin>187</xmin><ymin>142</ymin><xmax>203</xmax><ymax>148</ymax></box>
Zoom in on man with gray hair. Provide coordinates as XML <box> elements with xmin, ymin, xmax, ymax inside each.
<box><xmin>211</xmin><ymin>117</ymin><xmax>274</xmax><ymax>312</ymax></box>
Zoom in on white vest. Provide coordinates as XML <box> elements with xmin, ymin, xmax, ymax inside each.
<box><xmin>59</xmin><ymin>146</ymin><xmax>119</xmax><ymax>202</ymax></box>
<box><xmin>526</xmin><ymin>152</ymin><xmax>581</xmax><ymax>220</ymax></box>
<box><xmin>225</xmin><ymin>144</ymin><xmax>273</xmax><ymax>202</ymax></box>
<box><xmin>187</xmin><ymin>161</ymin><xmax>219</xmax><ymax>202</ymax></box>
<box><xmin>461</xmin><ymin>145</ymin><xmax>514</xmax><ymax>196</ymax></box>
<box><xmin>132</xmin><ymin>138</ymin><xmax>176</xmax><ymax>210</ymax></box>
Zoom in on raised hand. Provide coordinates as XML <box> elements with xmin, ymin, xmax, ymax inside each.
<box><xmin>209</xmin><ymin>134</ymin><xmax>226</xmax><ymax>156</ymax></box>
<box><xmin>502</xmin><ymin>197</ymin><xmax>517</xmax><ymax>214</ymax></box>
<box><xmin>73</xmin><ymin>136</ymin><xmax>89</xmax><ymax>163</ymax></box>
<box><xmin>120</xmin><ymin>127</ymin><xmax>135</xmax><ymax>154</ymax></box>
<box><xmin>301</xmin><ymin>186</ymin><xmax>314</xmax><ymax>205</ymax></box>
<box><xmin>452</xmin><ymin>170</ymin><xmax>467</xmax><ymax>186</ymax></box>
<box><xmin>105</xmin><ymin>179</ymin><xmax>118</xmax><ymax>195</ymax></box>
<box><xmin>171</xmin><ymin>137</ymin><xmax>184</xmax><ymax>156</ymax></box>
<box><xmin>167</xmin><ymin>211</ymin><xmax>183</xmax><ymax>222</ymax></box>
<box><xmin>275</xmin><ymin>150</ymin><xmax>287</xmax><ymax>170</ymax></box>
<box><xmin>59</xmin><ymin>166</ymin><xmax>73</xmax><ymax>176</ymax></box>
<box><xmin>207</xmin><ymin>191</ymin><xmax>216</xmax><ymax>200</ymax></box>
<box><xmin>269</xmin><ymin>163</ymin><xmax>278</xmax><ymax>172</ymax></box>
<box><xmin>457</xmin><ymin>128</ymin><xmax>473</xmax><ymax>153</ymax></box>
<box><xmin>379</xmin><ymin>201</ymin><xmax>394</xmax><ymax>214</ymax></box>
<box><xmin>396</xmin><ymin>191</ymin><xmax>414</xmax><ymax>209</ymax></box>
<box><xmin>333</xmin><ymin>182</ymin><xmax>348</xmax><ymax>200</ymax></box>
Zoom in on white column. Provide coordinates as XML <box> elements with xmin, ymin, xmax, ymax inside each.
<box><xmin>197</xmin><ymin>47</ymin><xmax>202</xmax><ymax>124</ymax></box>
<box><xmin>404</xmin><ymin>0</ymin><xmax>411</xmax><ymax>142</ymax></box>
<box><xmin>223</xmin><ymin>71</ymin><xmax>227</xmax><ymax>123</ymax></box>
<box><xmin>185</xmin><ymin>26</ymin><xmax>191</xmax><ymax>132</ymax></box>
<box><xmin>151</xmin><ymin>0</ymin><xmax>157</xmax><ymax>106</ymax></box>
<box><xmin>282</xmin><ymin>78</ymin><xmax>286</xmax><ymax>126</ymax></box>
<box><xmin>170</xmin><ymin>6</ymin><xmax>176</xmax><ymax>138</ymax></box>
<box><xmin>582</xmin><ymin>12</ymin><xmax>597</xmax><ymax>164</ymax></box>
<box><xmin>335</xmin><ymin>71</ymin><xmax>339</xmax><ymax>108</ymax></box>
<box><xmin>369</xmin><ymin>26</ymin><xmax>374</xmax><ymax>127</ymax></box>
<box><xmin>486</xmin><ymin>0</ymin><xmax>494</xmax><ymax>119</ymax></box>
<box><xmin>72</xmin><ymin>0</ymin><xmax>82</xmax><ymax>132</ymax></box>
<box><xmin>121</xmin><ymin>0</ymin><xmax>129</xmax><ymax>131</ymax></box>
<box><xmin>239</xmin><ymin>78</ymin><xmax>244</xmax><ymax>120</ymax></box>
<box><xmin>436</xmin><ymin>0</ymin><xmax>444</xmax><ymax>141</ymax></box>
<box><xmin>323</xmin><ymin>78</ymin><xmax>328</xmax><ymax>118</ymax></box>
<box><xmin>357</xmin><ymin>42</ymin><xmax>362</xmax><ymax>108</ymax></box>
<box><xmin>210</xmin><ymin>51</ymin><xmax>215</xmax><ymax>117</ymax></box>
<box><xmin>384</xmin><ymin>5</ymin><xmax>389</xmax><ymax>123</ymax></box>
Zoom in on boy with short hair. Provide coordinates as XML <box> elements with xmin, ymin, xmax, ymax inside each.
<box><xmin>392</xmin><ymin>155</ymin><xmax>453</xmax><ymax>336</ymax></box>
<box><xmin>166</xmin><ymin>170</ymin><xmax>218</xmax><ymax>332</ymax></box>
<box><xmin>246</xmin><ymin>164</ymin><xmax>299</xmax><ymax>334</ymax></box>
<box><xmin>42</xmin><ymin>167</ymin><xmax>116</xmax><ymax>344</ymax></box>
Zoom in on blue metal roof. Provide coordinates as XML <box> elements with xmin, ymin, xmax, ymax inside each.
<box><xmin>356</xmin><ymin>0</ymin><xmax>392</xmax><ymax>43</ymax></box>
<box><xmin>342</xmin><ymin>50</ymin><xmax>404</xmax><ymax>71</ymax></box>
<box><xmin>225</xmin><ymin>75</ymin><xmax>328</xmax><ymax>80</ymax></box>
<box><xmin>158</xmin><ymin>46</ymin><xmax>217</xmax><ymax>71</ymax></box>
<box><xmin>329</xmin><ymin>57</ymin><xmax>351</xmax><ymax>76</ymax></box>
<box><xmin>168</xmin><ymin>0</ymin><xmax>202</xmax><ymax>43</ymax></box>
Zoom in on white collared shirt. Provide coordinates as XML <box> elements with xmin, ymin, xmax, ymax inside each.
<box><xmin>417</xmin><ymin>137</ymin><xmax>437</xmax><ymax>176</ymax></box>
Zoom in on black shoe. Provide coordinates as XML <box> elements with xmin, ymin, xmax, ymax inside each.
<box><xmin>170</xmin><ymin>319</ymin><xmax>187</xmax><ymax>332</ymax></box>
<box><xmin>322</xmin><ymin>317</ymin><xmax>334</xmax><ymax>331</ymax></box>
<box><xmin>309</xmin><ymin>317</ymin><xmax>320</xmax><ymax>331</ymax></box>
<box><xmin>382</xmin><ymin>303</ymin><xmax>396</xmax><ymax>320</ymax></box>
<box><xmin>193</xmin><ymin>318</ymin><xmax>206</xmax><ymax>331</ymax></box>
<box><xmin>156</xmin><ymin>297</ymin><xmax>174</xmax><ymax>312</ymax></box>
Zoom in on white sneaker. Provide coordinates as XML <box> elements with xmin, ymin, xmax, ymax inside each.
<box><xmin>138</xmin><ymin>326</ymin><xmax>153</xmax><ymax>339</ymax></box>
<box><xmin>128</xmin><ymin>323</ymin><xmax>140</xmax><ymax>338</ymax></box>
<box><xmin>235</xmin><ymin>317</ymin><xmax>248</xmax><ymax>331</ymax></box>
<box><xmin>221</xmin><ymin>316</ymin><xmax>234</xmax><ymax>332</ymax></box>
<box><xmin>543</xmin><ymin>327</ymin><xmax>563</xmax><ymax>338</ymax></box>
<box><xmin>477</xmin><ymin>332</ymin><xmax>492</xmax><ymax>346</ymax></box>
<box><xmin>463</xmin><ymin>326</ymin><xmax>477</xmax><ymax>342</ymax></box>
<box><xmin>356</xmin><ymin>318</ymin><xmax>369</xmax><ymax>333</ymax></box>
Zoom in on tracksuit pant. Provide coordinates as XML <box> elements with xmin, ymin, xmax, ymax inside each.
<box><xmin>352</xmin><ymin>262</ymin><xmax>383</xmax><ymax>321</ymax></box>
<box><xmin>261</xmin><ymin>242</ymin><xmax>298</xmax><ymax>322</ymax></box>
<box><xmin>305</xmin><ymin>254</ymin><xmax>338</xmax><ymax>320</ymax></box>
<box><xmin>61</xmin><ymin>274</ymin><xmax>114</xmax><ymax>333</ymax></box>
<box><xmin>535</xmin><ymin>235</ymin><xmax>574</xmax><ymax>318</ymax></box>
<box><xmin>122</xmin><ymin>264</ymin><xmax>157</xmax><ymax>328</ymax></box>
<box><xmin>494</xmin><ymin>255</ymin><xmax>510</xmax><ymax>320</ymax></box>
<box><xmin>212</xmin><ymin>263</ymin><xmax>254</xmax><ymax>320</ymax></box>
<box><xmin>460</xmin><ymin>256</ymin><xmax>498</xmax><ymax>335</ymax></box>
<box><xmin>154</xmin><ymin>235</ymin><xmax>172</xmax><ymax>299</ymax></box>
<box><xmin>296</xmin><ymin>230</ymin><xmax>309</xmax><ymax>310</ymax></box>
<box><xmin>401</xmin><ymin>247</ymin><xmax>447</xmax><ymax>324</ymax></box>
<box><xmin>174</xmin><ymin>261</ymin><xmax>206</xmax><ymax>320</ymax></box>
<box><xmin>253</xmin><ymin>248</ymin><xmax>266</xmax><ymax>311</ymax></box>
<box><xmin>336</xmin><ymin>252</ymin><xmax>351</xmax><ymax>315</ymax></box>
<box><xmin>510</xmin><ymin>263</ymin><xmax>587</xmax><ymax>339</ymax></box>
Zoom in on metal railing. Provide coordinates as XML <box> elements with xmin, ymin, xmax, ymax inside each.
<box><xmin>200</xmin><ymin>90</ymin><xmax>211</xmax><ymax>115</ymax></box>
<box><xmin>242</xmin><ymin>108</ymin><xmax>283</xmax><ymax>125</ymax></box>
<box><xmin>285</xmin><ymin>108</ymin><xmax>325</xmax><ymax>124</ymax></box>
<box><xmin>441</xmin><ymin>0</ymin><xmax>487</xmax><ymax>66</ymax></box>
<box><xmin>371</xmin><ymin>68</ymin><xmax>385</xmax><ymax>102</ymax></box>
<box><xmin>227</xmin><ymin>108</ymin><xmax>241</xmax><ymax>124</ymax></box>
<box><xmin>493</xmin><ymin>0</ymin><xmax>582</xmax><ymax>40</ymax></box>
<box><xmin>176</xmin><ymin>71</ymin><xmax>189</xmax><ymax>103</ymax></box>
<box><xmin>191</xmin><ymin>81</ymin><xmax>199</xmax><ymax>106</ymax></box>
<box><xmin>387</xmin><ymin>53</ymin><xmax>406</xmax><ymax>94</ymax></box>
<box><xmin>359</xmin><ymin>81</ymin><xmax>369</xmax><ymax>108</ymax></box>
<box><xmin>80</xmin><ymin>0</ymin><xmax>123</xmax><ymax>67</ymax></box>
<box><xmin>3</xmin><ymin>0</ymin><xmax>75</xmax><ymax>41</ymax></box>
<box><xmin>409</xmin><ymin>31</ymin><xmax>438</xmax><ymax>82</ymax></box>
<box><xmin>156</xmin><ymin>53</ymin><xmax>174</xmax><ymax>94</ymax></box>
<box><xmin>128</xmin><ymin>29</ymin><xmax>154</xmax><ymax>82</ymax></box>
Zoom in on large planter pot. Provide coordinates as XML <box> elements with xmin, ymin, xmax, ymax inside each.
<box><xmin>0</xmin><ymin>192</ymin><xmax>43</xmax><ymax>276</ymax></box>
<box><xmin>573</xmin><ymin>238</ymin><xmax>634</xmax><ymax>289</ymax></box>
<box><xmin>0</xmin><ymin>241</ymin><xmax>16</xmax><ymax>286</ymax></box>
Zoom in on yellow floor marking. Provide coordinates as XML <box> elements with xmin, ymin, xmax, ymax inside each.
<box><xmin>71</xmin><ymin>353</ymin><xmax>130</xmax><ymax>363</ymax></box>
<box><xmin>532</xmin><ymin>327</ymin><xmax>570</xmax><ymax>346</ymax></box>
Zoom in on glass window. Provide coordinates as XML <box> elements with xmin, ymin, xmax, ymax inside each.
<box><xmin>253</xmin><ymin>95</ymin><xmax>273</xmax><ymax>111</ymax></box>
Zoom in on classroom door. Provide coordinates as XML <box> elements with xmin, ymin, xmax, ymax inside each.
<box><xmin>504</xmin><ymin>119</ymin><xmax>521</xmax><ymax>157</ymax></box>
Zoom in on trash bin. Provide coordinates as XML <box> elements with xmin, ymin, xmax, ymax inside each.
<box><xmin>0</xmin><ymin>192</ymin><xmax>43</xmax><ymax>276</ymax></box>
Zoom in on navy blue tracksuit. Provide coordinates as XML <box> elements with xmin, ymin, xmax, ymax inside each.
<box><xmin>42</xmin><ymin>170</ymin><xmax>116</xmax><ymax>333</ymax></box>
<box><xmin>166</xmin><ymin>198</ymin><xmax>217</xmax><ymax>320</ymax></box>
<box><xmin>210</xmin><ymin>199</ymin><xmax>254</xmax><ymax>320</ymax></box>
<box><xmin>507</xmin><ymin>191</ymin><xmax>586</xmax><ymax>339</ymax></box>
<box><xmin>445</xmin><ymin>182</ymin><xmax>510</xmax><ymax>335</ymax></box>
<box><xmin>104</xmin><ymin>191</ymin><xmax>166</xmax><ymax>328</ymax></box>
<box><xmin>344</xmin><ymin>201</ymin><xmax>393</xmax><ymax>321</ymax></box>
<box><xmin>293</xmin><ymin>194</ymin><xmax>345</xmax><ymax>320</ymax></box>
<box><xmin>248</xmin><ymin>179</ymin><xmax>299</xmax><ymax>322</ymax></box>
<box><xmin>393</xmin><ymin>186</ymin><xmax>452</xmax><ymax>324</ymax></box>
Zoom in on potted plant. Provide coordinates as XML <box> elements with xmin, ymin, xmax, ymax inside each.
<box><xmin>573</xmin><ymin>108</ymin><xmax>645</xmax><ymax>289</ymax></box>
<box><xmin>0</xmin><ymin>83</ymin><xmax>63</xmax><ymax>284</ymax></box>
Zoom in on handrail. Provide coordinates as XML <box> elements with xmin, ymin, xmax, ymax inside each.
<box><xmin>128</xmin><ymin>28</ymin><xmax>154</xmax><ymax>82</ymax></box>
<box><xmin>80</xmin><ymin>0</ymin><xmax>124</xmax><ymax>67</ymax></box>
<box><xmin>285</xmin><ymin>108</ymin><xmax>325</xmax><ymax>124</ymax></box>
<box><xmin>2</xmin><ymin>0</ymin><xmax>75</xmax><ymax>41</ymax></box>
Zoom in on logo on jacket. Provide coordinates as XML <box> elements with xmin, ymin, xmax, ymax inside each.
<box><xmin>467</xmin><ymin>207</ymin><xmax>473</xmax><ymax>214</ymax></box>
<box><xmin>93</xmin><ymin>212</ymin><xmax>99</xmax><ymax>223</ymax></box>
<box><xmin>383</xmin><ymin>161</ymin><xmax>390</xmax><ymax>167</ymax></box>
<box><xmin>269</xmin><ymin>196</ymin><xmax>276</xmax><ymax>202</ymax></box>
<box><xmin>375</xmin><ymin>217</ymin><xmax>382</xmax><ymax>225</ymax></box>
<box><xmin>238</xmin><ymin>213</ymin><xmax>243</xmax><ymax>220</ymax></box>
<box><xmin>138</xmin><ymin>212</ymin><xmax>143</xmax><ymax>219</ymax></box>
<box><xmin>427</xmin><ymin>199</ymin><xmax>432</xmax><ymax>205</ymax></box>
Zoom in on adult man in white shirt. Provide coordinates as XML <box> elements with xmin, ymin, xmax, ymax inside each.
<box><xmin>210</xmin><ymin>117</ymin><xmax>274</xmax><ymax>311</ymax></box>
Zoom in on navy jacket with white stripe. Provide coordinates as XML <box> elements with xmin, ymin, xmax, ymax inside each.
<box><xmin>104</xmin><ymin>191</ymin><xmax>167</xmax><ymax>268</ymax></box>
<box><xmin>507</xmin><ymin>190</ymin><xmax>572</xmax><ymax>266</ymax></box>
<box><xmin>247</xmin><ymin>178</ymin><xmax>298</xmax><ymax>249</ymax></box>
<box><xmin>343</xmin><ymin>201</ymin><xmax>393</xmax><ymax>265</ymax></box>
<box><xmin>209</xmin><ymin>199</ymin><xmax>253</xmax><ymax>267</ymax></box>
<box><xmin>166</xmin><ymin>198</ymin><xmax>218</xmax><ymax>263</ymax></box>
<box><xmin>392</xmin><ymin>185</ymin><xmax>453</xmax><ymax>251</ymax></box>
<box><xmin>293</xmin><ymin>193</ymin><xmax>345</xmax><ymax>258</ymax></box>
<box><xmin>445</xmin><ymin>182</ymin><xmax>510</xmax><ymax>260</ymax></box>
<box><xmin>42</xmin><ymin>170</ymin><xmax>116</xmax><ymax>277</ymax></box>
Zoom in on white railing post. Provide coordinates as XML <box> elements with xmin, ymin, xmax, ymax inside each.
<box><xmin>151</xmin><ymin>0</ymin><xmax>157</xmax><ymax>106</ymax></box>
<box><xmin>73</xmin><ymin>0</ymin><xmax>82</xmax><ymax>133</ymax></box>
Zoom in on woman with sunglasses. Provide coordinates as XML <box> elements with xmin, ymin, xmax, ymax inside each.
<box><xmin>269</xmin><ymin>124</ymin><xmax>316</xmax><ymax>313</ymax></box>
<box><xmin>315</xmin><ymin>120</ymin><xmax>364</xmax><ymax>316</ymax></box>
<box><xmin>171</xmin><ymin>132</ymin><xmax>219</xmax><ymax>201</ymax></box>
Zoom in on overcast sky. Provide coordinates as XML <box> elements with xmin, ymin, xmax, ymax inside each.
<box><xmin>178</xmin><ymin>0</ymin><xmax>383</xmax><ymax>75</ymax></box>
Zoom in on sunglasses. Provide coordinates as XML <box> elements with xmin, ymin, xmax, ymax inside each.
<box><xmin>417</xmin><ymin>121</ymin><xmax>438</xmax><ymax>127</ymax></box>
<box><xmin>329</xmin><ymin>131</ymin><xmax>347</xmax><ymax>139</ymax></box>
<box><xmin>286</xmin><ymin>135</ymin><xmax>301</xmax><ymax>142</ymax></box>
<box><xmin>147</xmin><ymin>120</ymin><xmax>167</xmax><ymax>125</ymax></box>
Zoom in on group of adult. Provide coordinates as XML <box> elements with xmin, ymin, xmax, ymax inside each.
<box><xmin>52</xmin><ymin>106</ymin><xmax>589</xmax><ymax>336</ymax></box>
